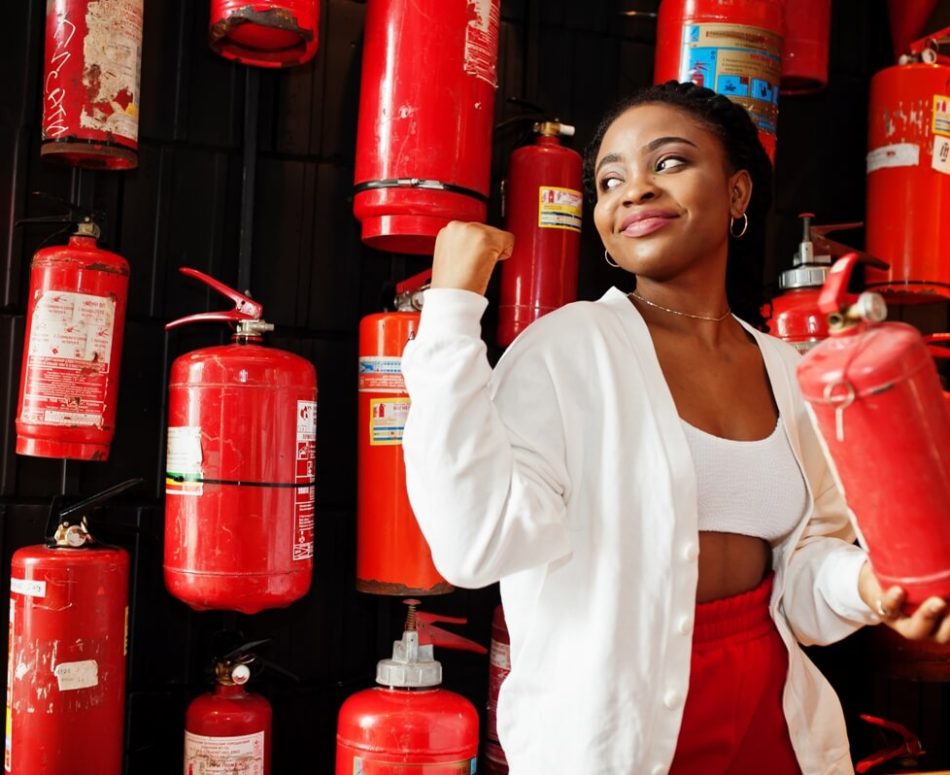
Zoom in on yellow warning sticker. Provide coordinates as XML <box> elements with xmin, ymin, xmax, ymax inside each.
<box><xmin>369</xmin><ymin>397</ymin><xmax>410</xmax><ymax>446</ymax></box>
<box><xmin>538</xmin><ymin>187</ymin><xmax>583</xmax><ymax>232</ymax></box>
<box><xmin>933</xmin><ymin>95</ymin><xmax>950</xmax><ymax>138</ymax></box>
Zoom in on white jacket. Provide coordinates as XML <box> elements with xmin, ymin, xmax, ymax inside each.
<box><xmin>401</xmin><ymin>287</ymin><xmax>879</xmax><ymax>775</ymax></box>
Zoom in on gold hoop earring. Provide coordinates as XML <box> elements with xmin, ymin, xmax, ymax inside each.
<box><xmin>604</xmin><ymin>249</ymin><xmax>620</xmax><ymax>268</ymax></box>
<box><xmin>730</xmin><ymin>212</ymin><xmax>749</xmax><ymax>239</ymax></box>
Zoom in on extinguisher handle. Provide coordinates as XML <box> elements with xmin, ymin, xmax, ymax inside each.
<box><xmin>395</xmin><ymin>269</ymin><xmax>432</xmax><ymax>296</ymax></box>
<box><xmin>415</xmin><ymin>612</ymin><xmax>488</xmax><ymax>655</ymax></box>
<box><xmin>854</xmin><ymin>713</ymin><xmax>924</xmax><ymax>773</ymax></box>
<box><xmin>165</xmin><ymin>267</ymin><xmax>263</xmax><ymax>330</ymax></box>
<box><xmin>817</xmin><ymin>253</ymin><xmax>860</xmax><ymax>315</ymax></box>
<box><xmin>907</xmin><ymin>26</ymin><xmax>950</xmax><ymax>58</ymax></box>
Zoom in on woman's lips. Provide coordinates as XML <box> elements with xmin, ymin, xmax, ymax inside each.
<box><xmin>620</xmin><ymin>213</ymin><xmax>677</xmax><ymax>237</ymax></box>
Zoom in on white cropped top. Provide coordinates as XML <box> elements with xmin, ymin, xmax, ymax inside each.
<box><xmin>682</xmin><ymin>416</ymin><xmax>808</xmax><ymax>545</ymax></box>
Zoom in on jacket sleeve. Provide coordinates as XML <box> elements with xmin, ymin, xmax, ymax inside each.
<box><xmin>400</xmin><ymin>288</ymin><xmax>572</xmax><ymax>589</ymax></box>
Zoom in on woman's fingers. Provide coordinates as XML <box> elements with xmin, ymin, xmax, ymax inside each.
<box><xmin>431</xmin><ymin>221</ymin><xmax>515</xmax><ymax>296</ymax></box>
<box><xmin>892</xmin><ymin>596</ymin><xmax>948</xmax><ymax>640</ymax></box>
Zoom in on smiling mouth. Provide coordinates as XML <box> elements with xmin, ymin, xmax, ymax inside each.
<box><xmin>620</xmin><ymin>214</ymin><xmax>677</xmax><ymax>237</ymax></box>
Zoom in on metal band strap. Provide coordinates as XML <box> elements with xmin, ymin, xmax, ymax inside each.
<box><xmin>353</xmin><ymin>177</ymin><xmax>489</xmax><ymax>204</ymax></box>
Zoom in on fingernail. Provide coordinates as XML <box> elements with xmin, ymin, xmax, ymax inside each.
<box><xmin>930</xmin><ymin>601</ymin><xmax>946</xmax><ymax>614</ymax></box>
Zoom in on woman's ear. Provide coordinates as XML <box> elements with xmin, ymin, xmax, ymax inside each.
<box><xmin>728</xmin><ymin>169</ymin><xmax>753</xmax><ymax>218</ymax></box>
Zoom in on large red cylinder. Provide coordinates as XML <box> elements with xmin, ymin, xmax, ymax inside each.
<box><xmin>5</xmin><ymin>544</ymin><xmax>129</xmax><ymax>774</ymax></box>
<box><xmin>42</xmin><ymin>0</ymin><xmax>142</xmax><ymax>169</ymax></box>
<box><xmin>209</xmin><ymin>0</ymin><xmax>320</xmax><ymax>68</ymax></box>
<box><xmin>357</xmin><ymin>311</ymin><xmax>451</xmax><ymax>595</ymax></box>
<box><xmin>654</xmin><ymin>0</ymin><xmax>784</xmax><ymax>161</ymax></box>
<box><xmin>864</xmin><ymin>61</ymin><xmax>950</xmax><ymax>302</ymax></box>
<box><xmin>164</xmin><ymin>340</ymin><xmax>317</xmax><ymax>613</ymax></box>
<box><xmin>15</xmin><ymin>227</ymin><xmax>129</xmax><ymax>461</ymax></box>
<box><xmin>353</xmin><ymin>0</ymin><xmax>501</xmax><ymax>254</ymax></box>
<box><xmin>780</xmin><ymin>0</ymin><xmax>830</xmax><ymax>94</ymax></box>
<box><xmin>497</xmin><ymin>128</ymin><xmax>582</xmax><ymax>347</ymax></box>
<box><xmin>484</xmin><ymin>604</ymin><xmax>511</xmax><ymax>775</ymax></box>
<box><xmin>185</xmin><ymin>683</ymin><xmax>272</xmax><ymax>774</ymax></box>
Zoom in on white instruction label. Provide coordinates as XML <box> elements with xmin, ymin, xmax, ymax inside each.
<box><xmin>166</xmin><ymin>426</ymin><xmax>203</xmax><ymax>495</ymax></box>
<box><xmin>54</xmin><ymin>660</ymin><xmax>98</xmax><ymax>691</ymax></box>
<box><xmin>867</xmin><ymin>142</ymin><xmax>920</xmax><ymax>173</ymax></box>
<box><xmin>933</xmin><ymin>136</ymin><xmax>950</xmax><ymax>175</ymax></box>
<box><xmin>10</xmin><ymin>579</ymin><xmax>46</xmax><ymax>598</ymax></box>
<box><xmin>185</xmin><ymin>730</ymin><xmax>265</xmax><ymax>774</ymax></box>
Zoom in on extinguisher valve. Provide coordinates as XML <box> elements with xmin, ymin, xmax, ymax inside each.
<box><xmin>230</xmin><ymin>664</ymin><xmax>251</xmax><ymax>685</ymax></box>
<box><xmin>534</xmin><ymin>121</ymin><xmax>575</xmax><ymax>138</ymax></box>
<box><xmin>376</xmin><ymin>629</ymin><xmax>442</xmax><ymax>689</ymax></box>
<box><xmin>53</xmin><ymin>519</ymin><xmax>93</xmax><ymax>548</ymax></box>
<box><xmin>74</xmin><ymin>219</ymin><xmax>102</xmax><ymax>240</ymax></box>
<box><xmin>235</xmin><ymin>319</ymin><xmax>276</xmax><ymax>336</ymax></box>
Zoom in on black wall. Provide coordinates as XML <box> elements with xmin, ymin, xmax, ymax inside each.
<box><xmin>0</xmin><ymin>1</ymin><xmax>947</xmax><ymax>772</ymax></box>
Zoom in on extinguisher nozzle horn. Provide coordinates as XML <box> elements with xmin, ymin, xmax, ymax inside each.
<box><xmin>166</xmin><ymin>267</ymin><xmax>266</xmax><ymax>331</ymax></box>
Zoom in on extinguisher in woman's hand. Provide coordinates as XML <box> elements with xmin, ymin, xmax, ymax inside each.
<box><xmin>163</xmin><ymin>268</ymin><xmax>317</xmax><ymax>614</ymax></box>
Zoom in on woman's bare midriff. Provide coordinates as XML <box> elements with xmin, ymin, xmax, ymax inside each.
<box><xmin>696</xmin><ymin>531</ymin><xmax>771</xmax><ymax>603</ymax></box>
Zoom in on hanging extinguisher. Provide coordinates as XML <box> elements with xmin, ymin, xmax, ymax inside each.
<box><xmin>163</xmin><ymin>268</ymin><xmax>317</xmax><ymax>614</ymax></box>
<box><xmin>185</xmin><ymin>641</ymin><xmax>272</xmax><ymax>775</ymax></box>
<box><xmin>797</xmin><ymin>253</ymin><xmax>950</xmax><ymax>607</ymax></box>
<box><xmin>654</xmin><ymin>0</ymin><xmax>784</xmax><ymax>161</ymax></box>
<box><xmin>42</xmin><ymin>0</ymin><xmax>143</xmax><ymax>169</ymax></box>
<box><xmin>335</xmin><ymin>600</ymin><xmax>485</xmax><ymax>774</ymax></box>
<box><xmin>209</xmin><ymin>1</ymin><xmax>320</xmax><ymax>68</ymax></box>
<box><xmin>484</xmin><ymin>604</ymin><xmax>511</xmax><ymax>775</ymax></box>
<box><xmin>353</xmin><ymin>0</ymin><xmax>501</xmax><ymax>254</ymax></box>
<box><xmin>15</xmin><ymin>217</ymin><xmax>129</xmax><ymax>461</ymax></box>
<box><xmin>497</xmin><ymin>120</ymin><xmax>583</xmax><ymax>347</ymax></box>
<box><xmin>780</xmin><ymin>0</ymin><xmax>831</xmax><ymax>94</ymax></box>
<box><xmin>5</xmin><ymin>479</ymin><xmax>136</xmax><ymax>775</ymax></box>
<box><xmin>357</xmin><ymin>272</ymin><xmax>451</xmax><ymax>596</ymax></box>
<box><xmin>864</xmin><ymin>29</ymin><xmax>950</xmax><ymax>302</ymax></box>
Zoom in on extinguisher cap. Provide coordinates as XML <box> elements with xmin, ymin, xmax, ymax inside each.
<box><xmin>376</xmin><ymin>631</ymin><xmax>442</xmax><ymax>688</ymax></box>
<box><xmin>779</xmin><ymin>264</ymin><xmax>832</xmax><ymax>290</ymax></box>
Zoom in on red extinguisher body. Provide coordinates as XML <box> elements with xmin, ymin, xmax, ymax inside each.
<box><xmin>353</xmin><ymin>0</ymin><xmax>501</xmax><ymax>254</ymax></box>
<box><xmin>42</xmin><ymin>0</ymin><xmax>142</xmax><ymax>169</ymax></box>
<box><xmin>5</xmin><ymin>545</ymin><xmax>129</xmax><ymax>774</ymax></box>
<box><xmin>484</xmin><ymin>604</ymin><xmax>511</xmax><ymax>775</ymax></box>
<box><xmin>780</xmin><ymin>0</ymin><xmax>830</xmax><ymax>94</ymax></box>
<box><xmin>185</xmin><ymin>684</ymin><xmax>272</xmax><ymax>774</ymax></box>
<box><xmin>357</xmin><ymin>304</ymin><xmax>451</xmax><ymax>595</ymax></box>
<box><xmin>768</xmin><ymin>287</ymin><xmax>829</xmax><ymax>352</ymax></box>
<box><xmin>209</xmin><ymin>0</ymin><xmax>320</xmax><ymax>68</ymax></box>
<box><xmin>654</xmin><ymin>0</ymin><xmax>783</xmax><ymax>160</ymax></box>
<box><xmin>15</xmin><ymin>228</ymin><xmax>129</xmax><ymax>461</ymax></box>
<box><xmin>498</xmin><ymin>127</ymin><xmax>582</xmax><ymax>347</ymax></box>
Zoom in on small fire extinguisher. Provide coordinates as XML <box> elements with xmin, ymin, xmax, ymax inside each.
<box><xmin>797</xmin><ymin>253</ymin><xmax>950</xmax><ymax>607</ymax></box>
<box><xmin>335</xmin><ymin>600</ymin><xmax>485</xmax><ymax>774</ymax></box>
<box><xmin>357</xmin><ymin>271</ymin><xmax>451</xmax><ymax>596</ymax></box>
<box><xmin>5</xmin><ymin>479</ymin><xmax>136</xmax><ymax>775</ymax></box>
<box><xmin>497</xmin><ymin>120</ymin><xmax>583</xmax><ymax>348</ymax></box>
<box><xmin>185</xmin><ymin>641</ymin><xmax>272</xmax><ymax>775</ymax></box>
<box><xmin>209</xmin><ymin>0</ymin><xmax>320</xmax><ymax>68</ymax></box>
<box><xmin>163</xmin><ymin>268</ymin><xmax>317</xmax><ymax>614</ymax></box>
<box><xmin>15</xmin><ymin>216</ymin><xmax>129</xmax><ymax>461</ymax></box>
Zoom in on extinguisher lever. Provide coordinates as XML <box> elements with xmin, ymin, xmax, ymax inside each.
<box><xmin>414</xmin><ymin>612</ymin><xmax>488</xmax><ymax>655</ymax></box>
<box><xmin>165</xmin><ymin>267</ymin><xmax>265</xmax><ymax>330</ymax></box>
<box><xmin>394</xmin><ymin>270</ymin><xmax>432</xmax><ymax>296</ymax></box>
<box><xmin>854</xmin><ymin>713</ymin><xmax>924</xmax><ymax>773</ymax></box>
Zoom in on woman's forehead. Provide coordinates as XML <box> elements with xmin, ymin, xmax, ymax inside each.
<box><xmin>597</xmin><ymin>103</ymin><xmax>719</xmax><ymax>157</ymax></box>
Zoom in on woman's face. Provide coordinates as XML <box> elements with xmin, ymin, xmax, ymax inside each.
<box><xmin>592</xmin><ymin>103</ymin><xmax>751</xmax><ymax>281</ymax></box>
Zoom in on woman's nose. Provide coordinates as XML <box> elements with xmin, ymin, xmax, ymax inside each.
<box><xmin>620</xmin><ymin>173</ymin><xmax>659</xmax><ymax>205</ymax></box>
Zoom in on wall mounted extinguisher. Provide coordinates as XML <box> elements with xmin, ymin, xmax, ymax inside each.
<box><xmin>358</xmin><ymin>272</ymin><xmax>451</xmax><ymax>596</ymax></box>
<box><xmin>353</xmin><ymin>0</ymin><xmax>501</xmax><ymax>254</ymax></box>
<box><xmin>484</xmin><ymin>604</ymin><xmax>510</xmax><ymax>775</ymax></box>
<box><xmin>335</xmin><ymin>600</ymin><xmax>485</xmax><ymax>774</ymax></box>
<box><xmin>15</xmin><ymin>217</ymin><xmax>129</xmax><ymax>461</ymax></box>
<box><xmin>654</xmin><ymin>0</ymin><xmax>783</xmax><ymax>161</ymax></box>
<box><xmin>42</xmin><ymin>0</ymin><xmax>143</xmax><ymax>169</ymax></box>
<box><xmin>164</xmin><ymin>268</ymin><xmax>317</xmax><ymax>614</ymax></box>
<box><xmin>780</xmin><ymin>0</ymin><xmax>830</xmax><ymax>94</ymax></box>
<box><xmin>209</xmin><ymin>1</ymin><xmax>320</xmax><ymax>68</ymax></box>
<box><xmin>797</xmin><ymin>253</ymin><xmax>950</xmax><ymax>607</ymax></box>
<box><xmin>185</xmin><ymin>641</ymin><xmax>272</xmax><ymax>775</ymax></box>
<box><xmin>864</xmin><ymin>28</ymin><xmax>950</xmax><ymax>302</ymax></box>
<box><xmin>497</xmin><ymin>120</ymin><xmax>582</xmax><ymax>348</ymax></box>
<box><xmin>5</xmin><ymin>479</ymin><xmax>136</xmax><ymax>775</ymax></box>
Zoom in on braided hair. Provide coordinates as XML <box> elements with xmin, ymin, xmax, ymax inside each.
<box><xmin>583</xmin><ymin>81</ymin><xmax>772</xmax><ymax>329</ymax></box>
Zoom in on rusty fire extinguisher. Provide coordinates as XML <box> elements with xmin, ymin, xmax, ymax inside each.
<box><xmin>185</xmin><ymin>641</ymin><xmax>272</xmax><ymax>775</ymax></box>
<box><xmin>357</xmin><ymin>271</ymin><xmax>451</xmax><ymax>596</ymax></box>
<box><xmin>864</xmin><ymin>28</ymin><xmax>950</xmax><ymax>302</ymax></box>
<box><xmin>353</xmin><ymin>0</ymin><xmax>501</xmax><ymax>254</ymax></box>
<box><xmin>15</xmin><ymin>216</ymin><xmax>129</xmax><ymax>461</ymax></box>
<box><xmin>209</xmin><ymin>0</ymin><xmax>320</xmax><ymax>68</ymax></box>
<box><xmin>5</xmin><ymin>479</ymin><xmax>136</xmax><ymax>775</ymax></box>
<box><xmin>164</xmin><ymin>268</ymin><xmax>317</xmax><ymax>614</ymax></box>
<box><xmin>41</xmin><ymin>0</ymin><xmax>143</xmax><ymax>169</ymax></box>
<box><xmin>335</xmin><ymin>600</ymin><xmax>485</xmax><ymax>774</ymax></box>
<box><xmin>797</xmin><ymin>253</ymin><xmax>950</xmax><ymax>607</ymax></box>
<box><xmin>654</xmin><ymin>0</ymin><xmax>784</xmax><ymax>161</ymax></box>
<box><xmin>497</xmin><ymin>120</ymin><xmax>583</xmax><ymax>348</ymax></box>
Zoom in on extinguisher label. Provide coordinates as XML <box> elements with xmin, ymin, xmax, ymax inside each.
<box><xmin>538</xmin><ymin>187</ymin><xmax>583</xmax><ymax>232</ymax></box>
<box><xmin>934</xmin><ymin>95</ymin><xmax>950</xmax><ymax>138</ymax></box>
<box><xmin>9</xmin><ymin>578</ymin><xmax>46</xmax><ymax>599</ymax></box>
<box><xmin>933</xmin><ymin>137</ymin><xmax>950</xmax><ymax>176</ymax></box>
<box><xmin>20</xmin><ymin>290</ymin><xmax>116</xmax><ymax>428</ymax></box>
<box><xmin>679</xmin><ymin>24</ymin><xmax>781</xmax><ymax>136</ymax></box>
<box><xmin>369</xmin><ymin>398</ymin><xmax>410</xmax><ymax>446</ymax></box>
<box><xmin>294</xmin><ymin>400</ymin><xmax>317</xmax><ymax>561</ymax></box>
<box><xmin>463</xmin><ymin>0</ymin><xmax>500</xmax><ymax>87</ymax></box>
<box><xmin>358</xmin><ymin>357</ymin><xmax>407</xmax><ymax>393</ymax></box>
<box><xmin>184</xmin><ymin>730</ymin><xmax>265</xmax><ymax>774</ymax></box>
<box><xmin>866</xmin><ymin>143</ymin><xmax>920</xmax><ymax>173</ymax></box>
<box><xmin>166</xmin><ymin>426</ymin><xmax>204</xmax><ymax>495</ymax></box>
<box><xmin>351</xmin><ymin>757</ymin><xmax>477</xmax><ymax>774</ymax></box>
<box><xmin>53</xmin><ymin>659</ymin><xmax>99</xmax><ymax>692</ymax></box>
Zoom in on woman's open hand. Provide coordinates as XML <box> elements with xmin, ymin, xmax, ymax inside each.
<box><xmin>858</xmin><ymin>561</ymin><xmax>950</xmax><ymax>642</ymax></box>
<box><xmin>431</xmin><ymin>221</ymin><xmax>515</xmax><ymax>296</ymax></box>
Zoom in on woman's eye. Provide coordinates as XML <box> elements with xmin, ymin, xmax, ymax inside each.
<box><xmin>599</xmin><ymin>176</ymin><xmax>622</xmax><ymax>192</ymax></box>
<box><xmin>656</xmin><ymin>156</ymin><xmax>687</xmax><ymax>172</ymax></box>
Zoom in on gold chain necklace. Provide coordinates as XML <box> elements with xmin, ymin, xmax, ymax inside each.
<box><xmin>629</xmin><ymin>290</ymin><xmax>731</xmax><ymax>322</ymax></box>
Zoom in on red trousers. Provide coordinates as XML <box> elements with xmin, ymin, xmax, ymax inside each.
<box><xmin>669</xmin><ymin>574</ymin><xmax>802</xmax><ymax>774</ymax></box>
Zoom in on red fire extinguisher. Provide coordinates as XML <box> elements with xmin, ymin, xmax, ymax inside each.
<box><xmin>185</xmin><ymin>641</ymin><xmax>272</xmax><ymax>775</ymax></box>
<box><xmin>209</xmin><ymin>0</ymin><xmax>320</xmax><ymax>68</ymax></box>
<box><xmin>357</xmin><ymin>271</ymin><xmax>451</xmax><ymax>596</ymax></box>
<box><xmin>163</xmin><ymin>268</ymin><xmax>317</xmax><ymax>614</ymax></box>
<box><xmin>864</xmin><ymin>29</ymin><xmax>950</xmax><ymax>302</ymax></box>
<box><xmin>15</xmin><ymin>217</ymin><xmax>129</xmax><ymax>461</ymax></box>
<box><xmin>5</xmin><ymin>479</ymin><xmax>135</xmax><ymax>775</ymax></box>
<box><xmin>484</xmin><ymin>604</ymin><xmax>511</xmax><ymax>775</ymax></box>
<box><xmin>353</xmin><ymin>0</ymin><xmax>501</xmax><ymax>254</ymax></box>
<box><xmin>780</xmin><ymin>0</ymin><xmax>830</xmax><ymax>94</ymax></box>
<box><xmin>335</xmin><ymin>600</ymin><xmax>485</xmax><ymax>774</ymax></box>
<box><xmin>654</xmin><ymin>0</ymin><xmax>784</xmax><ymax>161</ymax></box>
<box><xmin>497</xmin><ymin>120</ymin><xmax>583</xmax><ymax>347</ymax></box>
<box><xmin>41</xmin><ymin>0</ymin><xmax>142</xmax><ymax>169</ymax></box>
<box><xmin>797</xmin><ymin>253</ymin><xmax>950</xmax><ymax>607</ymax></box>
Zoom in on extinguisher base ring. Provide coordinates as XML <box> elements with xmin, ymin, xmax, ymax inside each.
<box><xmin>41</xmin><ymin>138</ymin><xmax>138</xmax><ymax>171</ymax></box>
<box><xmin>16</xmin><ymin>434</ymin><xmax>110</xmax><ymax>462</ymax></box>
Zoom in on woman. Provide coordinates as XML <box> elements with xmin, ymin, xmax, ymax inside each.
<box><xmin>400</xmin><ymin>81</ymin><xmax>949</xmax><ymax>774</ymax></box>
